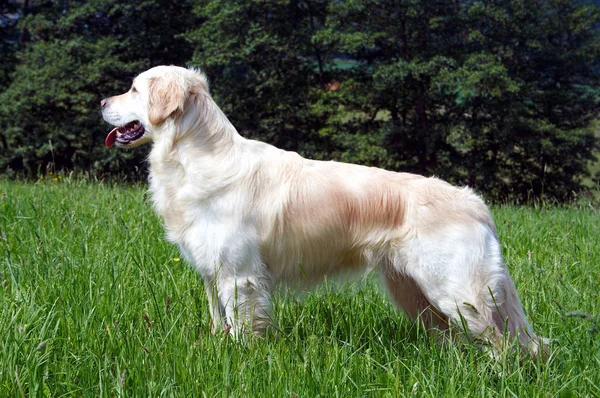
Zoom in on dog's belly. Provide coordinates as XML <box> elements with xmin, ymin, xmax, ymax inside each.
<box><xmin>261</xmin><ymin>238</ymin><xmax>368</xmax><ymax>284</ymax></box>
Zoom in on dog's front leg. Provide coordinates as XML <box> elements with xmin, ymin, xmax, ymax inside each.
<box><xmin>204</xmin><ymin>277</ymin><xmax>226</xmax><ymax>334</ymax></box>
<box><xmin>216</xmin><ymin>272</ymin><xmax>272</xmax><ymax>339</ymax></box>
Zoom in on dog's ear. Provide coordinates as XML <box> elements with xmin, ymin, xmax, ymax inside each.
<box><xmin>147</xmin><ymin>76</ymin><xmax>185</xmax><ymax>126</ymax></box>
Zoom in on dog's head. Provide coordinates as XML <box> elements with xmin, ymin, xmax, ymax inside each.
<box><xmin>101</xmin><ymin>65</ymin><xmax>208</xmax><ymax>148</ymax></box>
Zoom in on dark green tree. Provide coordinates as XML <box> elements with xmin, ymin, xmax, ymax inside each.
<box><xmin>321</xmin><ymin>0</ymin><xmax>600</xmax><ymax>201</ymax></box>
<box><xmin>0</xmin><ymin>0</ymin><xmax>598</xmax><ymax>202</ymax></box>
<box><xmin>187</xmin><ymin>0</ymin><xmax>336</xmax><ymax>156</ymax></box>
<box><xmin>0</xmin><ymin>0</ymin><xmax>19</xmax><ymax>90</ymax></box>
<box><xmin>319</xmin><ymin>0</ymin><xmax>473</xmax><ymax>172</ymax></box>
<box><xmin>0</xmin><ymin>0</ymin><xmax>196</xmax><ymax>176</ymax></box>
<box><xmin>456</xmin><ymin>0</ymin><xmax>600</xmax><ymax>200</ymax></box>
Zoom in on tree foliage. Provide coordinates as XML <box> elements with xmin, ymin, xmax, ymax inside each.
<box><xmin>0</xmin><ymin>0</ymin><xmax>19</xmax><ymax>90</ymax></box>
<box><xmin>1</xmin><ymin>0</ymin><xmax>599</xmax><ymax>201</ymax></box>
<box><xmin>187</xmin><ymin>0</ymin><xmax>336</xmax><ymax>156</ymax></box>
<box><xmin>0</xmin><ymin>0</ymin><xmax>194</xmax><ymax>177</ymax></box>
<box><xmin>319</xmin><ymin>0</ymin><xmax>600</xmax><ymax>200</ymax></box>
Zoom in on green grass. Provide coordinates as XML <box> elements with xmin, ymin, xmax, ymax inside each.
<box><xmin>1</xmin><ymin>177</ymin><xmax>599</xmax><ymax>397</ymax></box>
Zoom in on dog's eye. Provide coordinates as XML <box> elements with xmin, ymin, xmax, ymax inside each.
<box><xmin>131</xmin><ymin>86</ymin><xmax>137</xmax><ymax>93</ymax></box>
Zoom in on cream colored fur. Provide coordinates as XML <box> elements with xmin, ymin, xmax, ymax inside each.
<box><xmin>102</xmin><ymin>65</ymin><xmax>546</xmax><ymax>358</ymax></box>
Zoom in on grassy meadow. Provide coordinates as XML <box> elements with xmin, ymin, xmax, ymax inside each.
<box><xmin>0</xmin><ymin>177</ymin><xmax>599</xmax><ymax>397</ymax></box>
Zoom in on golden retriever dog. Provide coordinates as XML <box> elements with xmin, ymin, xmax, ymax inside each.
<box><xmin>101</xmin><ymin>65</ymin><xmax>546</xmax><ymax>358</ymax></box>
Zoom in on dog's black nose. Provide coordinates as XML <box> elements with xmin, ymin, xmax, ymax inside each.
<box><xmin>100</xmin><ymin>99</ymin><xmax>108</xmax><ymax>108</ymax></box>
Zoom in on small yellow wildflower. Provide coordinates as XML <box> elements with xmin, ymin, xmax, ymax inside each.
<box><xmin>173</xmin><ymin>257</ymin><xmax>180</xmax><ymax>262</ymax></box>
<box><xmin>52</xmin><ymin>178</ymin><xmax>58</xmax><ymax>183</ymax></box>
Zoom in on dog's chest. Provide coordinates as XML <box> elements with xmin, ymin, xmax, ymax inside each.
<box><xmin>147</xmin><ymin>167</ymin><xmax>213</xmax><ymax>243</ymax></box>
<box><xmin>148</xmin><ymin>178</ymin><xmax>186</xmax><ymax>236</ymax></box>
<box><xmin>148</xmin><ymin>168</ymin><xmax>242</xmax><ymax>246</ymax></box>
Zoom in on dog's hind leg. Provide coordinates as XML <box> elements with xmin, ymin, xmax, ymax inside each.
<box><xmin>382</xmin><ymin>263</ymin><xmax>448</xmax><ymax>331</ymax></box>
<box><xmin>397</xmin><ymin>223</ymin><xmax>543</xmax><ymax>358</ymax></box>
<box><xmin>489</xmin><ymin>269</ymin><xmax>549</xmax><ymax>359</ymax></box>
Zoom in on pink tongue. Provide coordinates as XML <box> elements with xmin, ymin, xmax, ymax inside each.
<box><xmin>105</xmin><ymin>127</ymin><xmax>118</xmax><ymax>148</ymax></box>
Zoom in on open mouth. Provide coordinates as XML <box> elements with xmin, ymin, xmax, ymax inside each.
<box><xmin>105</xmin><ymin>120</ymin><xmax>145</xmax><ymax>148</ymax></box>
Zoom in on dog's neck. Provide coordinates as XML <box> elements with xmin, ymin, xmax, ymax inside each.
<box><xmin>147</xmin><ymin>92</ymin><xmax>248</xmax><ymax>193</ymax></box>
